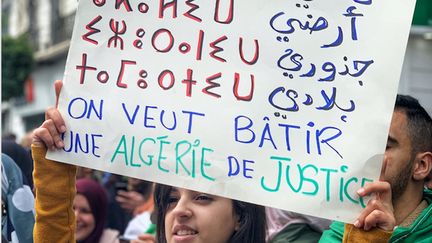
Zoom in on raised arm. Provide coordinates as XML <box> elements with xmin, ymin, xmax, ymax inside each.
<box><xmin>32</xmin><ymin>80</ymin><xmax>77</xmax><ymax>243</ymax></box>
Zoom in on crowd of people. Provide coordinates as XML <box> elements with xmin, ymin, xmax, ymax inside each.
<box><xmin>2</xmin><ymin>80</ymin><xmax>432</xmax><ymax>243</ymax></box>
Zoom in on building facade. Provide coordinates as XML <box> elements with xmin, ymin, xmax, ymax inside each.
<box><xmin>2</xmin><ymin>0</ymin><xmax>77</xmax><ymax>140</ymax></box>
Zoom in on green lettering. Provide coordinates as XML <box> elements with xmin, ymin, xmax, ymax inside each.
<box><xmin>320</xmin><ymin>167</ymin><xmax>338</xmax><ymax>202</ymax></box>
<box><xmin>129</xmin><ymin>136</ymin><xmax>140</xmax><ymax>167</ymax></box>
<box><xmin>286</xmin><ymin>164</ymin><xmax>302</xmax><ymax>193</ymax></box>
<box><xmin>111</xmin><ymin>135</ymin><xmax>129</xmax><ymax>165</ymax></box>
<box><xmin>201</xmin><ymin>147</ymin><xmax>215</xmax><ymax>181</ymax></box>
<box><xmin>301</xmin><ymin>164</ymin><xmax>319</xmax><ymax>196</ymax></box>
<box><xmin>260</xmin><ymin>156</ymin><xmax>288</xmax><ymax>192</ymax></box>
<box><xmin>138</xmin><ymin>138</ymin><xmax>155</xmax><ymax>166</ymax></box>
<box><xmin>157</xmin><ymin>136</ymin><xmax>170</xmax><ymax>173</ymax></box>
<box><xmin>344</xmin><ymin>177</ymin><xmax>359</xmax><ymax>204</ymax></box>
<box><xmin>175</xmin><ymin>140</ymin><xmax>193</xmax><ymax>177</ymax></box>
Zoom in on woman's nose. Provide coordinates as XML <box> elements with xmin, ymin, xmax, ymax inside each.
<box><xmin>172</xmin><ymin>199</ymin><xmax>192</xmax><ymax>219</ymax></box>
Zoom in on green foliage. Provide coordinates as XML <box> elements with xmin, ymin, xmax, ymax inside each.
<box><xmin>1</xmin><ymin>35</ymin><xmax>34</xmax><ymax>101</ymax></box>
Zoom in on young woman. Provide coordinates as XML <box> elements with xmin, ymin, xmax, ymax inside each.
<box><xmin>32</xmin><ymin>80</ymin><xmax>266</xmax><ymax>243</ymax></box>
<box><xmin>132</xmin><ymin>185</ymin><xmax>267</xmax><ymax>243</ymax></box>
<box><xmin>154</xmin><ymin>185</ymin><xmax>266</xmax><ymax>243</ymax></box>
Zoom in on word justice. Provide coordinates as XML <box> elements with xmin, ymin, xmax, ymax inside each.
<box><xmin>75</xmin><ymin>54</ymin><xmax>256</xmax><ymax>101</ymax></box>
<box><xmin>260</xmin><ymin>156</ymin><xmax>373</xmax><ymax>206</ymax></box>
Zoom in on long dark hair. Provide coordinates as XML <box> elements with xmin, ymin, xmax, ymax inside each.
<box><xmin>154</xmin><ymin>184</ymin><xmax>267</xmax><ymax>243</ymax></box>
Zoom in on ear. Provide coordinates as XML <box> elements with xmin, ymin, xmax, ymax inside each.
<box><xmin>412</xmin><ymin>152</ymin><xmax>432</xmax><ymax>182</ymax></box>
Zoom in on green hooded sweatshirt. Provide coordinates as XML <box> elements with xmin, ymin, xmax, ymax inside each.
<box><xmin>319</xmin><ymin>189</ymin><xmax>432</xmax><ymax>243</ymax></box>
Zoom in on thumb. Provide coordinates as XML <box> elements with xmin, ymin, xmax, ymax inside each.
<box><xmin>54</xmin><ymin>80</ymin><xmax>63</xmax><ymax>107</ymax></box>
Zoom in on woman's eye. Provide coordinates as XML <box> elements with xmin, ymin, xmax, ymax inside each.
<box><xmin>74</xmin><ymin>207</ymin><xmax>92</xmax><ymax>214</ymax></box>
<box><xmin>82</xmin><ymin>209</ymin><xmax>92</xmax><ymax>214</ymax></box>
<box><xmin>196</xmin><ymin>195</ymin><xmax>212</xmax><ymax>201</ymax></box>
<box><xmin>167</xmin><ymin>196</ymin><xmax>179</xmax><ymax>204</ymax></box>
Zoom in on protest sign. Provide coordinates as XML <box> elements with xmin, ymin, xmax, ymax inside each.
<box><xmin>47</xmin><ymin>0</ymin><xmax>416</xmax><ymax>222</ymax></box>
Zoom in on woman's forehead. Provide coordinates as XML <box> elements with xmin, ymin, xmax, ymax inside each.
<box><xmin>169</xmin><ymin>187</ymin><xmax>195</xmax><ymax>194</ymax></box>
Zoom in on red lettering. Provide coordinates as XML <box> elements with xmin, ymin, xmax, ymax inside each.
<box><xmin>76</xmin><ymin>53</ymin><xmax>97</xmax><ymax>84</ymax></box>
<box><xmin>196</xmin><ymin>30</ymin><xmax>205</xmax><ymax>61</ymax></box>
<box><xmin>138</xmin><ymin>3</ymin><xmax>149</xmax><ymax>13</ymax></box>
<box><xmin>97</xmin><ymin>71</ymin><xmax>109</xmax><ymax>83</ymax></box>
<box><xmin>108</xmin><ymin>19</ymin><xmax>127</xmax><ymax>50</ymax></box>
<box><xmin>115</xmin><ymin>0</ymin><xmax>133</xmax><ymax>12</ymax></box>
<box><xmin>182</xmin><ymin>69</ymin><xmax>197</xmax><ymax>97</ymax></box>
<box><xmin>152</xmin><ymin>29</ymin><xmax>174</xmax><ymax>53</ymax></box>
<box><xmin>158</xmin><ymin>70</ymin><xmax>175</xmax><ymax>90</ymax></box>
<box><xmin>233</xmin><ymin>73</ymin><xmax>254</xmax><ymax>101</ymax></box>
<box><xmin>239</xmin><ymin>38</ymin><xmax>259</xmax><ymax>65</ymax></box>
<box><xmin>117</xmin><ymin>60</ymin><xmax>136</xmax><ymax>88</ymax></box>
<box><xmin>133</xmin><ymin>28</ymin><xmax>146</xmax><ymax>50</ymax></box>
<box><xmin>159</xmin><ymin>0</ymin><xmax>178</xmax><ymax>19</ymax></box>
<box><xmin>214</xmin><ymin>0</ymin><xmax>234</xmax><ymax>24</ymax></box>
<box><xmin>137</xmin><ymin>70</ymin><xmax>148</xmax><ymax>89</ymax></box>
<box><xmin>93</xmin><ymin>0</ymin><xmax>106</xmax><ymax>7</ymax></box>
<box><xmin>202</xmin><ymin>73</ymin><xmax>221</xmax><ymax>98</ymax></box>
<box><xmin>178</xmin><ymin>42</ymin><xmax>191</xmax><ymax>54</ymax></box>
<box><xmin>184</xmin><ymin>0</ymin><xmax>202</xmax><ymax>22</ymax></box>
<box><xmin>82</xmin><ymin>15</ymin><xmax>102</xmax><ymax>45</ymax></box>
<box><xmin>209</xmin><ymin>36</ymin><xmax>227</xmax><ymax>62</ymax></box>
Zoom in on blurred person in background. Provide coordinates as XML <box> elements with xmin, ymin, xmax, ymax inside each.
<box><xmin>104</xmin><ymin>174</ymin><xmax>132</xmax><ymax>234</ymax></box>
<box><xmin>2</xmin><ymin>133</ymin><xmax>17</xmax><ymax>142</ymax></box>
<box><xmin>2</xmin><ymin>153</ymin><xmax>34</xmax><ymax>243</ymax></box>
<box><xmin>105</xmin><ymin>174</ymin><xmax>155</xmax><ymax>236</ymax></box>
<box><xmin>266</xmin><ymin>208</ymin><xmax>331</xmax><ymax>243</ymax></box>
<box><xmin>2</xmin><ymin>140</ymin><xmax>34</xmax><ymax>189</ymax></box>
<box><xmin>75</xmin><ymin>178</ymin><xmax>120</xmax><ymax>243</ymax></box>
<box><xmin>117</xmin><ymin>177</ymin><xmax>154</xmax><ymax>216</ymax></box>
<box><xmin>119</xmin><ymin>179</ymin><xmax>155</xmax><ymax>241</ymax></box>
<box><xmin>76</xmin><ymin>166</ymin><xmax>103</xmax><ymax>181</ymax></box>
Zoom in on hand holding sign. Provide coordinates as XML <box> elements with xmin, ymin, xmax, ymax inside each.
<box><xmin>33</xmin><ymin>80</ymin><xmax>66</xmax><ymax>150</ymax></box>
<box><xmin>354</xmin><ymin>158</ymin><xmax>395</xmax><ymax>231</ymax></box>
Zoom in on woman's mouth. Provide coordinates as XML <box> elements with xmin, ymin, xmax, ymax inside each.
<box><xmin>175</xmin><ymin>229</ymin><xmax>198</xmax><ymax>236</ymax></box>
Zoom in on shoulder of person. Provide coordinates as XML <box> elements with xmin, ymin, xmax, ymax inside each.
<box><xmin>319</xmin><ymin>221</ymin><xmax>344</xmax><ymax>243</ymax></box>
